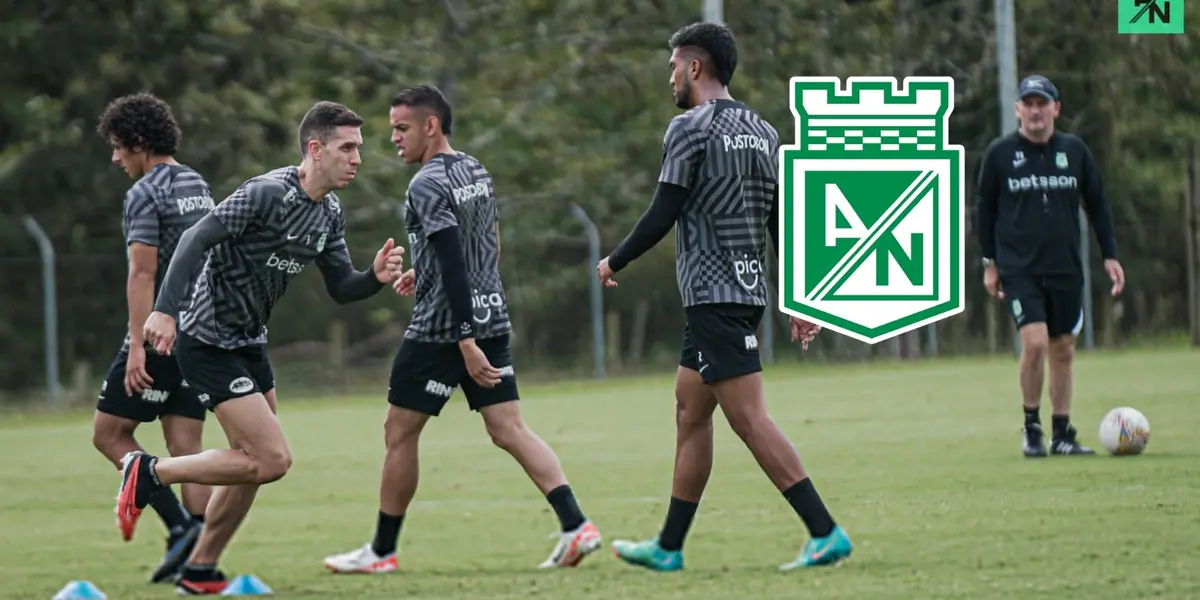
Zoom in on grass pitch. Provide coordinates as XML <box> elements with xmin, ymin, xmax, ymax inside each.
<box><xmin>1</xmin><ymin>348</ymin><xmax>1197</xmax><ymax>599</ymax></box>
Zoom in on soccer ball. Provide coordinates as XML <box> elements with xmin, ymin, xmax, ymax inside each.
<box><xmin>1097</xmin><ymin>407</ymin><xmax>1151</xmax><ymax>456</ymax></box>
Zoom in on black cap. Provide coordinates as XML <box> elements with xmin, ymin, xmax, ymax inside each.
<box><xmin>1018</xmin><ymin>75</ymin><xmax>1059</xmax><ymax>101</ymax></box>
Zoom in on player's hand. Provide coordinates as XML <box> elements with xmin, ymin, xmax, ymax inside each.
<box><xmin>374</xmin><ymin>238</ymin><xmax>404</xmax><ymax>283</ymax></box>
<box><xmin>392</xmin><ymin>269</ymin><xmax>416</xmax><ymax>296</ymax></box>
<box><xmin>1104</xmin><ymin>258</ymin><xmax>1125</xmax><ymax>296</ymax></box>
<box><xmin>597</xmin><ymin>257</ymin><xmax>617</xmax><ymax>288</ymax></box>
<box><xmin>983</xmin><ymin>264</ymin><xmax>1005</xmax><ymax>300</ymax></box>
<box><xmin>790</xmin><ymin>316</ymin><xmax>822</xmax><ymax>351</ymax></box>
<box><xmin>460</xmin><ymin>340</ymin><xmax>502</xmax><ymax>388</ymax></box>
<box><xmin>124</xmin><ymin>344</ymin><xmax>154</xmax><ymax>396</ymax></box>
<box><xmin>143</xmin><ymin>312</ymin><xmax>177</xmax><ymax>356</ymax></box>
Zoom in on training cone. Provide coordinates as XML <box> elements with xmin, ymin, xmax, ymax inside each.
<box><xmin>51</xmin><ymin>580</ymin><xmax>107</xmax><ymax>600</ymax></box>
<box><xmin>220</xmin><ymin>574</ymin><xmax>273</xmax><ymax>595</ymax></box>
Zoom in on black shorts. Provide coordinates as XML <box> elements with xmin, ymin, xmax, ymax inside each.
<box><xmin>679</xmin><ymin>303</ymin><xmax>765</xmax><ymax>384</ymax></box>
<box><xmin>1001</xmin><ymin>273</ymin><xmax>1084</xmax><ymax>338</ymax></box>
<box><xmin>387</xmin><ymin>334</ymin><xmax>519</xmax><ymax>417</ymax></box>
<box><xmin>174</xmin><ymin>332</ymin><xmax>276</xmax><ymax>411</ymax></box>
<box><xmin>96</xmin><ymin>350</ymin><xmax>206</xmax><ymax>423</ymax></box>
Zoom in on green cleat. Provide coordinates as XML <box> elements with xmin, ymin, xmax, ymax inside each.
<box><xmin>610</xmin><ymin>538</ymin><xmax>684</xmax><ymax>572</ymax></box>
<box><xmin>779</xmin><ymin>525</ymin><xmax>853</xmax><ymax>571</ymax></box>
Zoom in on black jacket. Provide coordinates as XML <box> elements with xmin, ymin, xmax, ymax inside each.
<box><xmin>976</xmin><ymin>130</ymin><xmax>1117</xmax><ymax>278</ymax></box>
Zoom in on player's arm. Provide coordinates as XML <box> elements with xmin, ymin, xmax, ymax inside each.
<box><xmin>975</xmin><ymin>141</ymin><xmax>1002</xmax><ymax>262</ymax></box>
<box><xmin>315</xmin><ymin>213</ymin><xmax>385</xmax><ymax>304</ymax></box>
<box><xmin>608</xmin><ymin>117</ymin><xmax>703</xmax><ymax>272</ymax></box>
<box><xmin>153</xmin><ymin>180</ymin><xmax>275</xmax><ymax>318</ymax></box>
<box><xmin>123</xmin><ymin>185</ymin><xmax>160</xmax><ymax>348</ymax></box>
<box><xmin>1079</xmin><ymin>141</ymin><xmax>1118</xmax><ymax>260</ymax></box>
<box><xmin>409</xmin><ymin>177</ymin><xmax>476</xmax><ymax>338</ymax></box>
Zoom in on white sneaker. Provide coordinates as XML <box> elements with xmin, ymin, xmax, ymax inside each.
<box><xmin>538</xmin><ymin>521</ymin><xmax>603</xmax><ymax>568</ymax></box>
<box><xmin>323</xmin><ymin>543</ymin><xmax>399</xmax><ymax>574</ymax></box>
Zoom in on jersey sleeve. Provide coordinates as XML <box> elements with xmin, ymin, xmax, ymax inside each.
<box><xmin>123</xmin><ymin>183</ymin><xmax>161</xmax><ymax>247</ymax></box>
<box><xmin>407</xmin><ymin>175</ymin><xmax>458</xmax><ymax>238</ymax></box>
<box><xmin>211</xmin><ymin>178</ymin><xmax>280</xmax><ymax>238</ymax></box>
<box><xmin>658</xmin><ymin>114</ymin><xmax>706</xmax><ymax>189</ymax></box>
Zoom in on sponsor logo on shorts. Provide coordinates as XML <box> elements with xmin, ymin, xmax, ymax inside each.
<box><xmin>229</xmin><ymin>377</ymin><xmax>254</xmax><ymax>395</ymax></box>
<box><xmin>744</xmin><ymin>335</ymin><xmax>759</xmax><ymax>351</ymax></box>
<box><xmin>141</xmin><ymin>389</ymin><xmax>170</xmax><ymax>403</ymax></box>
<box><xmin>198</xmin><ymin>393</ymin><xmax>210</xmax><ymax>405</ymax></box>
<box><xmin>424</xmin><ymin>380</ymin><xmax>454</xmax><ymax>398</ymax></box>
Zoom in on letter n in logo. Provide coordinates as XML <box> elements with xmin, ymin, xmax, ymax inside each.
<box><xmin>777</xmin><ymin>76</ymin><xmax>966</xmax><ymax>345</ymax></box>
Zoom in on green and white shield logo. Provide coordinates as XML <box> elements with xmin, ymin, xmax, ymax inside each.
<box><xmin>777</xmin><ymin>76</ymin><xmax>966</xmax><ymax>344</ymax></box>
<box><xmin>316</xmin><ymin>233</ymin><xmax>327</xmax><ymax>252</ymax></box>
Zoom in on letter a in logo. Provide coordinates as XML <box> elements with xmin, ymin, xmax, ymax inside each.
<box><xmin>777</xmin><ymin>76</ymin><xmax>966</xmax><ymax>344</ymax></box>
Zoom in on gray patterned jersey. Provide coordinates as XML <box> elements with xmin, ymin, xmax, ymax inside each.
<box><xmin>181</xmin><ymin>166</ymin><xmax>351</xmax><ymax>349</ymax></box>
<box><xmin>402</xmin><ymin>152</ymin><xmax>510</xmax><ymax>343</ymax></box>
<box><xmin>120</xmin><ymin>162</ymin><xmax>214</xmax><ymax>355</ymax></box>
<box><xmin>661</xmin><ymin>99</ymin><xmax>780</xmax><ymax>307</ymax></box>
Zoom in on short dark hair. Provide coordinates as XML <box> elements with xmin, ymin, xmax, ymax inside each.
<box><xmin>391</xmin><ymin>85</ymin><xmax>453</xmax><ymax>136</ymax></box>
<box><xmin>668</xmin><ymin>22</ymin><xmax>739</xmax><ymax>87</ymax></box>
<box><xmin>96</xmin><ymin>92</ymin><xmax>182</xmax><ymax>156</ymax></box>
<box><xmin>297</xmin><ymin>101</ymin><xmax>364</xmax><ymax>156</ymax></box>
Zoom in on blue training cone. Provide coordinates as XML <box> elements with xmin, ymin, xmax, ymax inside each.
<box><xmin>51</xmin><ymin>580</ymin><xmax>107</xmax><ymax>600</ymax></box>
<box><xmin>221</xmin><ymin>574</ymin><xmax>273</xmax><ymax>596</ymax></box>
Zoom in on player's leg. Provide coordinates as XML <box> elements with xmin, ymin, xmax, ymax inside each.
<box><xmin>174</xmin><ymin>346</ymin><xmax>282</xmax><ymax>594</ymax></box>
<box><xmin>323</xmin><ymin>338</ymin><xmax>441</xmax><ymax>574</ymax></box>
<box><xmin>1044</xmin><ymin>276</ymin><xmax>1093</xmax><ymax>455</ymax></box>
<box><xmin>466</xmin><ymin>337</ymin><xmax>600</xmax><ymax>568</ymax></box>
<box><xmin>114</xmin><ymin>339</ymin><xmax>288</xmax><ymax>536</ymax></box>
<box><xmin>695</xmin><ymin>304</ymin><xmax>850</xmax><ymax>569</ymax></box>
<box><xmin>148</xmin><ymin>366</ymin><xmax>213</xmax><ymax>584</ymax></box>
<box><xmin>612</xmin><ymin>328</ymin><xmax>717</xmax><ymax>572</ymax></box>
<box><xmin>1002</xmin><ymin>276</ymin><xmax>1051</xmax><ymax>457</ymax></box>
<box><xmin>94</xmin><ymin>354</ymin><xmax>193</xmax><ymax>546</ymax></box>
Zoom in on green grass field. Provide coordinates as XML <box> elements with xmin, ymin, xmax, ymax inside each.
<box><xmin>2</xmin><ymin>349</ymin><xmax>1198</xmax><ymax>599</ymax></box>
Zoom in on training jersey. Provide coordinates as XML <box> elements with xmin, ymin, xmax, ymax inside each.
<box><xmin>661</xmin><ymin>99</ymin><xmax>780</xmax><ymax>308</ymax></box>
<box><xmin>402</xmin><ymin>152</ymin><xmax>511</xmax><ymax>343</ymax></box>
<box><xmin>120</xmin><ymin>162</ymin><xmax>213</xmax><ymax>355</ymax></box>
<box><xmin>180</xmin><ymin>166</ymin><xmax>350</xmax><ymax>349</ymax></box>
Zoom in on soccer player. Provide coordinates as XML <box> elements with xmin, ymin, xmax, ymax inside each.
<box><xmin>93</xmin><ymin>92</ymin><xmax>213</xmax><ymax>584</ymax></box>
<box><xmin>976</xmin><ymin>75</ymin><xmax>1124</xmax><ymax>458</ymax></box>
<box><xmin>596</xmin><ymin>22</ymin><xmax>851</xmax><ymax>572</ymax></box>
<box><xmin>114</xmin><ymin>100</ymin><xmax>405</xmax><ymax>595</ymax></box>
<box><xmin>321</xmin><ymin>84</ymin><xmax>602</xmax><ymax>574</ymax></box>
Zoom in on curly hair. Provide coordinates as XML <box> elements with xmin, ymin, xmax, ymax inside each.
<box><xmin>668</xmin><ymin>22</ymin><xmax>739</xmax><ymax>87</ymax></box>
<box><xmin>96</xmin><ymin>92</ymin><xmax>182</xmax><ymax>156</ymax></box>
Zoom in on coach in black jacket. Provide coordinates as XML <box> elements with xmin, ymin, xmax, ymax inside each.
<box><xmin>976</xmin><ymin>75</ymin><xmax>1126</xmax><ymax>459</ymax></box>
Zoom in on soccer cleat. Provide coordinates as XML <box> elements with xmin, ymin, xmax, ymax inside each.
<box><xmin>779</xmin><ymin>525</ymin><xmax>854</xmax><ymax>570</ymax></box>
<box><xmin>151</xmin><ymin>521</ymin><xmax>203</xmax><ymax>583</ymax></box>
<box><xmin>539</xmin><ymin>521</ymin><xmax>603</xmax><ymax>568</ymax></box>
<box><xmin>1022</xmin><ymin>423</ymin><xmax>1048</xmax><ymax>458</ymax></box>
<box><xmin>175</xmin><ymin>566</ymin><xmax>227</xmax><ymax>595</ymax></box>
<box><xmin>323</xmin><ymin>543</ymin><xmax>399</xmax><ymax>574</ymax></box>
<box><xmin>115</xmin><ymin>451</ymin><xmax>156</xmax><ymax>541</ymax></box>
<box><xmin>1050</xmin><ymin>424</ymin><xmax>1096</xmax><ymax>456</ymax></box>
<box><xmin>610</xmin><ymin>538</ymin><xmax>683</xmax><ymax>572</ymax></box>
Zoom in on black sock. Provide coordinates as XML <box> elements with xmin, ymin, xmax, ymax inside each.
<box><xmin>1052</xmin><ymin>414</ymin><xmax>1070</xmax><ymax>438</ymax></box>
<box><xmin>657</xmin><ymin>497</ymin><xmax>699</xmax><ymax>551</ymax></box>
<box><xmin>191</xmin><ymin>514</ymin><xmax>205</xmax><ymax>525</ymax></box>
<box><xmin>181</xmin><ymin>563</ymin><xmax>220</xmax><ymax>581</ymax></box>
<box><xmin>150</xmin><ymin>486</ymin><xmax>191</xmax><ymax>533</ymax></box>
<box><xmin>783</xmin><ymin>478</ymin><xmax>836</xmax><ymax>538</ymax></box>
<box><xmin>371</xmin><ymin>511</ymin><xmax>405</xmax><ymax>556</ymax></box>
<box><xmin>1024</xmin><ymin>407</ymin><xmax>1041</xmax><ymax>428</ymax></box>
<box><xmin>134</xmin><ymin>455</ymin><xmax>163</xmax><ymax>509</ymax></box>
<box><xmin>546</xmin><ymin>484</ymin><xmax>586</xmax><ymax>532</ymax></box>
